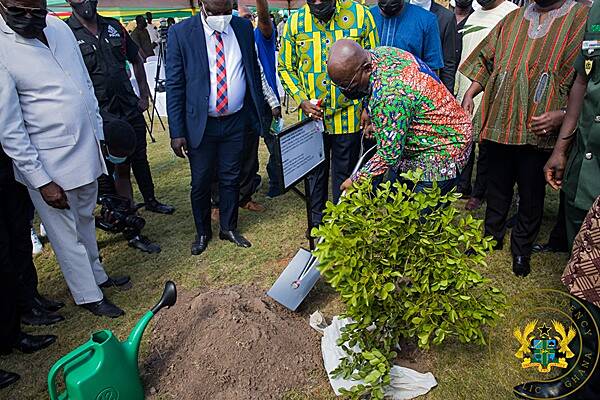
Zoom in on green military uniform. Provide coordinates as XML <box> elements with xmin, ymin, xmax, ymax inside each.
<box><xmin>563</xmin><ymin>0</ymin><xmax>600</xmax><ymax>249</ymax></box>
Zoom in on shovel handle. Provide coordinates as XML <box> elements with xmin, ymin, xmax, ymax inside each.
<box><xmin>48</xmin><ymin>341</ymin><xmax>96</xmax><ymax>400</ymax></box>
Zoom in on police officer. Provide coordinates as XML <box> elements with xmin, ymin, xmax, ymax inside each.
<box><xmin>544</xmin><ymin>0</ymin><xmax>600</xmax><ymax>250</ymax></box>
<box><xmin>66</xmin><ymin>0</ymin><xmax>175</xmax><ymax>215</ymax></box>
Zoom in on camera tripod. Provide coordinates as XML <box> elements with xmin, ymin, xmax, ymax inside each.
<box><xmin>147</xmin><ymin>39</ymin><xmax>167</xmax><ymax>141</ymax></box>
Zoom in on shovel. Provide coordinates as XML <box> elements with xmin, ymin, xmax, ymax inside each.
<box><xmin>267</xmin><ymin>145</ymin><xmax>377</xmax><ymax>311</ymax></box>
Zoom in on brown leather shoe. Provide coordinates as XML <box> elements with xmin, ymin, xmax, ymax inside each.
<box><xmin>211</xmin><ymin>207</ymin><xmax>220</xmax><ymax>222</ymax></box>
<box><xmin>241</xmin><ymin>200</ymin><xmax>265</xmax><ymax>212</ymax></box>
<box><xmin>465</xmin><ymin>197</ymin><xmax>483</xmax><ymax>211</ymax></box>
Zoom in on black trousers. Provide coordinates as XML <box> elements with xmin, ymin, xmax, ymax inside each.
<box><xmin>261</xmin><ymin>118</ymin><xmax>282</xmax><ymax>195</ymax></box>
<box><xmin>307</xmin><ymin>132</ymin><xmax>361</xmax><ymax>226</ymax></box>
<box><xmin>545</xmin><ymin>190</ymin><xmax>568</xmax><ymax>250</ymax></box>
<box><xmin>211</xmin><ymin>129</ymin><xmax>261</xmax><ymax>208</ymax></box>
<box><xmin>188</xmin><ymin>112</ymin><xmax>245</xmax><ymax>236</ymax></box>
<box><xmin>0</xmin><ymin>183</ymin><xmax>32</xmax><ymax>350</ymax></box>
<box><xmin>20</xmin><ymin>197</ymin><xmax>39</xmax><ymax>311</ymax></box>
<box><xmin>458</xmin><ymin>140</ymin><xmax>488</xmax><ymax>199</ymax></box>
<box><xmin>484</xmin><ymin>141</ymin><xmax>549</xmax><ymax>257</ymax></box>
<box><xmin>127</xmin><ymin>113</ymin><xmax>156</xmax><ymax>202</ymax></box>
<box><xmin>238</xmin><ymin>130</ymin><xmax>261</xmax><ymax>206</ymax></box>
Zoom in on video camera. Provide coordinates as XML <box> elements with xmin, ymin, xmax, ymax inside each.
<box><xmin>159</xmin><ymin>19</ymin><xmax>169</xmax><ymax>44</ymax></box>
<box><xmin>96</xmin><ymin>194</ymin><xmax>146</xmax><ymax>235</ymax></box>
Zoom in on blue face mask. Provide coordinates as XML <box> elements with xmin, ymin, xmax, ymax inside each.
<box><xmin>106</xmin><ymin>153</ymin><xmax>128</xmax><ymax>165</ymax></box>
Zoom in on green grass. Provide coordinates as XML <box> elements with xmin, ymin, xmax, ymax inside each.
<box><xmin>2</xmin><ymin>114</ymin><xmax>567</xmax><ymax>400</ymax></box>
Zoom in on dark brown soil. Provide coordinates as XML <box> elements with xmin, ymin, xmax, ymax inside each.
<box><xmin>143</xmin><ymin>285</ymin><xmax>323</xmax><ymax>400</ymax></box>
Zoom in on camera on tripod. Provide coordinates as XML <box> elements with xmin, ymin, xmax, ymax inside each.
<box><xmin>159</xmin><ymin>19</ymin><xmax>169</xmax><ymax>44</ymax></box>
<box><xmin>96</xmin><ymin>194</ymin><xmax>146</xmax><ymax>235</ymax></box>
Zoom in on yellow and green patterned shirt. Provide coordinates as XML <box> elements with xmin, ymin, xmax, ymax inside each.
<box><xmin>278</xmin><ymin>0</ymin><xmax>379</xmax><ymax>134</ymax></box>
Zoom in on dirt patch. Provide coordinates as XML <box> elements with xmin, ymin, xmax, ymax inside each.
<box><xmin>395</xmin><ymin>337</ymin><xmax>435</xmax><ymax>373</ymax></box>
<box><xmin>143</xmin><ymin>285</ymin><xmax>324</xmax><ymax>400</ymax></box>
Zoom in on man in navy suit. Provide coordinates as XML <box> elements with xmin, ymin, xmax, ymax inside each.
<box><xmin>166</xmin><ymin>0</ymin><xmax>266</xmax><ymax>255</ymax></box>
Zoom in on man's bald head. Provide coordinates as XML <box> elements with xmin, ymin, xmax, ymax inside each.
<box><xmin>327</xmin><ymin>39</ymin><xmax>370</xmax><ymax>87</ymax></box>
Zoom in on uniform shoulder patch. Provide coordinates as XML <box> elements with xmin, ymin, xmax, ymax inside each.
<box><xmin>107</xmin><ymin>25</ymin><xmax>120</xmax><ymax>38</ymax></box>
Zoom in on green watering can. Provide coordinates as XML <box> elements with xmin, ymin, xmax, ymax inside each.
<box><xmin>48</xmin><ymin>281</ymin><xmax>177</xmax><ymax>400</ymax></box>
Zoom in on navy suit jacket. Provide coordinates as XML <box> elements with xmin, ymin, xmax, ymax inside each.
<box><xmin>166</xmin><ymin>15</ymin><xmax>266</xmax><ymax>149</ymax></box>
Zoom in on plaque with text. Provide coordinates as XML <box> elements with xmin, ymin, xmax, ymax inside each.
<box><xmin>275</xmin><ymin>119</ymin><xmax>325</xmax><ymax>191</ymax></box>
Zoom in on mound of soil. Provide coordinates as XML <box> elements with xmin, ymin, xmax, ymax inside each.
<box><xmin>143</xmin><ymin>285</ymin><xmax>323</xmax><ymax>399</ymax></box>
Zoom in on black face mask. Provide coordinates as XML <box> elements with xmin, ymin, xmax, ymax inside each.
<box><xmin>455</xmin><ymin>0</ymin><xmax>473</xmax><ymax>8</ymax></box>
<box><xmin>341</xmin><ymin>84</ymin><xmax>370</xmax><ymax>101</ymax></box>
<box><xmin>308</xmin><ymin>1</ymin><xmax>336</xmax><ymax>22</ymax></box>
<box><xmin>378</xmin><ymin>0</ymin><xmax>404</xmax><ymax>17</ymax></box>
<box><xmin>475</xmin><ymin>0</ymin><xmax>495</xmax><ymax>7</ymax></box>
<box><xmin>1</xmin><ymin>5</ymin><xmax>47</xmax><ymax>39</ymax></box>
<box><xmin>71</xmin><ymin>0</ymin><xmax>97</xmax><ymax>21</ymax></box>
<box><xmin>533</xmin><ymin>0</ymin><xmax>561</xmax><ymax>7</ymax></box>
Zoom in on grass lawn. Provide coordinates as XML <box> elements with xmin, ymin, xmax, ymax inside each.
<box><xmin>1</xmin><ymin>113</ymin><xmax>568</xmax><ymax>400</ymax></box>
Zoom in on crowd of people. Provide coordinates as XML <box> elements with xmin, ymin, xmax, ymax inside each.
<box><xmin>1</xmin><ymin>0</ymin><xmax>600</xmax><ymax>396</ymax></box>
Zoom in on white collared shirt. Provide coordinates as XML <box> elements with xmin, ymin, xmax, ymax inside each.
<box><xmin>0</xmin><ymin>15</ymin><xmax>106</xmax><ymax>190</ymax></box>
<box><xmin>147</xmin><ymin>24</ymin><xmax>160</xmax><ymax>56</ymax></box>
<box><xmin>201</xmin><ymin>16</ymin><xmax>246</xmax><ymax>117</ymax></box>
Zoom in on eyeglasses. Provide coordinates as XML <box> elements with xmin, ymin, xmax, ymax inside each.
<box><xmin>331</xmin><ymin>66</ymin><xmax>362</xmax><ymax>92</ymax></box>
<box><xmin>0</xmin><ymin>1</ymin><xmax>47</xmax><ymax>18</ymax></box>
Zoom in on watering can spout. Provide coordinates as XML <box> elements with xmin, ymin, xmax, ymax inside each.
<box><xmin>125</xmin><ymin>281</ymin><xmax>177</xmax><ymax>366</ymax></box>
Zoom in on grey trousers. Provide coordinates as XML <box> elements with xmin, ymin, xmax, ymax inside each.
<box><xmin>28</xmin><ymin>181</ymin><xmax>107</xmax><ymax>305</ymax></box>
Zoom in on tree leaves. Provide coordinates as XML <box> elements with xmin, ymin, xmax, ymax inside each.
<box><xmin>312</xmin><ymin>172</ymin><xmax>507</xmax><ymax>399</ymax></box>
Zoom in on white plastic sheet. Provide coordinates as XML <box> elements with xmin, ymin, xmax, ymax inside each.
<box><xmin>311</xmin><ymin>313</ymin><xmax>438</xmax><ymax>400</ymax></box>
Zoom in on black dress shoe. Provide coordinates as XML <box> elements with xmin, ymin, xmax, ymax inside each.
<box><xmin>513</xmin><ymin>256</ymin><xmax>531</xmax><ymax>277</ymax></box>
<box><xmin>21</xmin><ymin>305</ymin><xmax>64</xmax><ymax>326</ymax></box>
<box><xmin>0</xmin><ymin>370</ymin><xmax>20</xmax><ymax>389</ymax></box>
<box><xmin>33</xmin><ymin>293</ymin><xmax>64</xmax><ymax>312</ymax></box>
<box><xmin>532</xmin><ymin>242</ymin><xmax>568</xmax><ymax>254</ymax></box>
<box><xmin>12</xmin><ymin>333</ymin><xmax>56</xmax><ymax>354</ymax></box>
<box><xmin>219</xmin><ymin>230</ymin><xmax>251</xmax><ymax>248</ymax></box>
<box><xmin>80</xmin><ymin>298</ymin><xmax>125</xmax><ymax>318</ymax></box>
<box><xmin>145</xmin><ymin>198</ymin><xmax>175</xmax><ymax>215</ymax></box>
<box><xmin>99</xmin><ymin>275</ymin><xmax>132</xmax><ymax>290</ymax></box>
<box><xmin>128</xmin><ymin>234</ymin><xmax>161</xmax><ymax>254</ymax></box>
<box><xmin>191</xmin><ymin>235</ymin><xmax>211</xmax><ymax>255</ymax></box>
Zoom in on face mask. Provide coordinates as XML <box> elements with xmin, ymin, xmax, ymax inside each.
<box><xmin>271</xmin><ymin>117</ymin><xmax>284</xmax><ymax>134</ymax></box>
<box><xmin>475</xmin><ymin>0</ymin><xmax>495</xmax><ymax>7</ymax></box>
<box><xmin>340</xmin><ymin>85</ymin><xmax>370</xmax><ymax>101</ymax></box>
<box><xmin>202</xmin><ymin>5</ymin><xmax>232</xmax><ymax>32</ymax></box>
<box><xmin>455</xmin><ymin>0</ymin><xmax>473</xmax><ymax>8</ymax></box>
<box><xmin>410</xmin><ymin>0</ymin><xmax>432</xmax><ymax>10</ymax></box>
<box><xmin>378</xmin><ymin>0</ymin><xmax>404</xmax><ymax>16</ymax></box>
<box><xmin>0</xmin><ymin>4</ymin><xmax>47</xmax><ymax>39</ymax></box>
<box><xmin>308</xmin><ymin>1</ymin><xmax>336</xmax><ymax>22</ymax></box>
<box><xmin>106</xmin><ymin>153</ymin><xmax>128</xmax><ymax>165</ymax></box>
<box><xmin>70</xmin><ymin>0</ymin><xmax>97</xmax><ymax>21</ymax></box>
<box><xmin>205</xmin><ymin>14</ymin><xmax>232</xmax><ymax>32</ymax></box>
<box><xmin>533</xmin><ymin>0</ymin><xmax>561</xmax><ymax>7</ymax></box>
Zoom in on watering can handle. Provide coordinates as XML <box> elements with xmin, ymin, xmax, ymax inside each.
<box><xmin>48</xmin><ymin>341</ymin><xmax>96</xmax><ymax>400</ymax></box>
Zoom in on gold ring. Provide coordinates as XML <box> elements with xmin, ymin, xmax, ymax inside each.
<box><xmin>309</xmin><ymin>113</ymin><xmax>313</xmax><ymax>118</ymax></box>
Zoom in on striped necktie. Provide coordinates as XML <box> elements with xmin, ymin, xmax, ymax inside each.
<box><xmin>214</xmin><ymin>31</ymin><xmax>228</xmax><ymax>115</ymax></box>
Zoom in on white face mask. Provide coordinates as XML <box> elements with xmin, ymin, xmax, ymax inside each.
<box><xmin>202</xmin><ymin>5</ymin><xmax>232</xmax><ymax>33</ymax></box>
<box><xmin>410</xmin><ymin>0</ymin><xmax>432</xmax><ymax>10</ymax></box>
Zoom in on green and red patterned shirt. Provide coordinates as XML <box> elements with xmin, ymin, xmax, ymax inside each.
<box><xmin>353</xmin><ymin>47</ymin><xmax>472</xmax><ymax>183</ymax></box>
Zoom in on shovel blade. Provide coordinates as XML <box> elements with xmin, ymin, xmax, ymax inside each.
<box><xmin>267</xmin><ymin>248</ymin><xmax>321</xmax><ymax>311</ymax></box>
